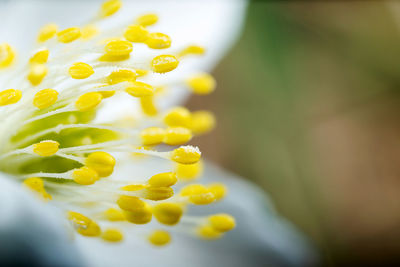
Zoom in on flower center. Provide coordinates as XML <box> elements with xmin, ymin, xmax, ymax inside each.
<box><xmin>0</xmin><ymin>0</ymin><xmax>234</xmax><ymax>246</ymax></box>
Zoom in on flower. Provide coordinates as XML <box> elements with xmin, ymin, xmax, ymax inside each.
<box><xmin>0</xmin><ymin>1</ymin><xmax>316</xmax><ymax>266</ymax></box>
<box><xmin>0</xmin><ymin>0</ymin><xmax>240</xmax><ymax>246</ymax></box>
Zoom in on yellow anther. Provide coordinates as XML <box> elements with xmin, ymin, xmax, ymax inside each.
<box><xmin>101</xmin><ymin>228</ymin><xmax>123</xmax><ymax>242</ymax></box>
<box><xmin>135</xmin><ymin>69</ymin><xmax>149</xmax><ymax>77</ymax></box>
<box><xmin>29</xmin><ymin>49</ymin><xmax>49</xmax><ymax>65</ymax></box>
<box><xmin>123</xmin><ymin>202</ymin><xmax>152</xmax><ymax>224</ymax></box>
<box><xmin>23</xmin><ymin>177</ymin><xmax>44</xmax><ymax>191</ymax></box>
<box><xmin>153</xmin><ymin>203</ymin><xmax>183</xmax><ymax>225</ymax></box>
<box><xmin>57</xmin><ymin>27</ymin><xmax>81</xmax><ymax>43</ymax></box>
<box><xmin>164</xmin><ymin>107</ymin><xmax>191</xmax><ymax>127</ymax></box>
<box><xmin>33</xmin><ymin>89</ymin><xmax>58</xmax><ymax>109</ymax></box>
<box><xmin>124</xmin><ymin>25</ymin><xmax>149</xmax><ymax>42</ymax></box>
<box><xmin>0</xmin><ymin>43</ymin><xmax>15</xmax><ymax>69</ymax></box>
<box><xmin>171</xmin><ymin>146</ymin><xmax>201</xmax><ymax>165</ymax></box>
<box><xmin>37</xmin><ymin>24</ymin><xmax>58</xmax><ymax>42</ymax></box>
<box><xmin>100</xmin><ymin>0</ymin><xmax>122</xmax><ymax>18</ymax></box>
<box><xmin>105</xmin><ymin>40</ymin><xmax>133</xmax><ymax>57</ymax></box>
<box><xmin>0</xmin><ymin>89</ymin><xmax>22</xmax><ymax>106</ymax></box>
<box><xmin>81</xmin><ymin>25</ymin><xmax>99</xmax><ymax>40</ymax></box>
<box><xmin>68</xmin><ymin>211</ymin><xmax>90</xmax><ymax>226</ymax></box>
<box><xmin>140</xmin><ymin>127</ymin><xmax>165</xmax><ymax>146</ymax></box>
<box><xmin>176</xmin><ymin>161</ymin><xmax>203</xmax><ymax>181</ymax></box>
<box><xmin>125</xmin><ymin>81</ymin><xmax>153</xmax><ymax>97</ymax></box>
<box><xmin>180</xmin><ymin>184</ymin><xmax>207</xmax><ymax>196</ymax></box>
<box><xmin>208</xmin><ymin>183</ymin><xmax>227</xmax><ymax>201</ymax></box>
<box><xmin>145</xmin><ymin>32</ymin><xmax>171</xmax><ymax>49</ymax></box>
<box><xmin>208</xmin><ymin>214</ymin><xmax>236</xmax><ymax>233</ymax></box>
<box><xmin>99</xmin><ymin>90</ymin><xmax>115</xmax><ymax>98</ymax></box>
<box><xmin>117</xmin><ymin>195</ymin><xmax>146</xmax><ymax>212</ymax></box>
<box><xmin>180</xmin><ymin>184</ymin><xmax>215</xmax><ymax>205</ymax></box>
<box><xmin>186</xmin><ymin>73</ymin><xmax>216</xmax><ymax>95</ymax></box>
<box><xmin>85</xmin><ymin>151</ymin><xmax>116</xmax><ymax>177</ymax></box>
<box><xmin>164</xmin><ymin>127</ymin><xmax>192</xmax><ymax>145</ymax></box>
<box><xmin>32</xmin><ymin>140</ymin><xmax>59</xmax><ymax>157</ymax></box>
<box><xmin>198</xmin><ymin>225</ymin><xmax>222</xmax><ymax>240</ymax></box>
<box><xmin>121</xmin><ymin>184</ymin><xmax>147</xmax><ymax>191</ymax></box>
<box><xmin>151</xmin><ymin>55</ymin><xmax>179</xmax><ymax>74</ymax></box>
<box><xmin>148</xmin><ymin>230</ymin><xmax>171</xmax><ymax>246</ymax></box>
<box><xmin>107</xmin><ymin>69</ymin><xmax>136</xmax><ymax>85</ymax></box>
<box><xmin>75</xmin><ymin>92</ymin><xmax>103</xmax><ymax>112</ymax></box>
<box><xmin>140</xmin><ymin>96</ymin><xmax>158</xmax><ymax>116</ymax></box>
<box><xmin>67</xmin><ymin>211</ymin><xmax>101</xmax><ymax>237</ymax></box>
<box><xmin>148</xmin><ymin>172</ymin><xmax>177</xmax><ymax>187</ymax></box>
<box><xmin>189</xmin><ymin>111</ymin><xmax>216</xmax><ymax>135</ymax></box>
<box><xmin>136</xmin><ymin>13</ymin><xmax>158</xmax><ymax>27</ymax></box>
<box><xmin>178</xmin><ymin>45</ymin><xmax>205</xmax><ymax>57</ymax></box>
<box><xmin>72</xmin><ymin>166</ymin><xmax>99</xmax><ymax>185</ymax></box>
<box><xmin>69</xmin><ymin>62</ymin><xmax>94</xmax><ymax>79</ymax></box>
<box><xmin>27</xmin><ymin>64</ymin><xmax>48</xmax><ymax>86</ymax></box>
<box><xmin>99</xmin><ymin>53</ymin><xmax>130</xmax><ymax>62</ymax></box>
<box><xmin>142</xmin><ymin>187</ymin><xmax>174</xmax><ymax>201</ymax></box>
<box><xmin>23</xmin><ymin>177</ymin><xmax>52</xmax><ymax>201</ymax></box>
<box><xmin>104</xmin><ymin>208</ymin><xmax>125</xmax><ymax>221</ymax></box>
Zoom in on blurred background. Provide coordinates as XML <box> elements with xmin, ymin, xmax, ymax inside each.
<box><xmin>188</xmin><ymin>1</ymin><xmax>400</xmax><ymax>266</ymax></box>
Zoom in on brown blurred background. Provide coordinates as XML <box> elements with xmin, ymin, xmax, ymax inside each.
<box><xmin>188</xmin><ymin>1</ymin><xmax>400</xmax><ymax>266</ymax></box>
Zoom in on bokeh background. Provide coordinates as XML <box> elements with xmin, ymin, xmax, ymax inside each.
<box><xmin>188</xmin><ymin>1</ymin><xmax>400</xmax><ymax>266</ymax></box>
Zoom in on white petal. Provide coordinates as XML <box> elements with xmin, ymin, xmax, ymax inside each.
<box><xmin>75</xmin><ymin>161</ymin><xmax>317</xmax><ymax>267</ymax></box>
<box><xmin>0</xmin><ymin>173</ymin><xmax>83</xmax><ymax>267</ymax></box>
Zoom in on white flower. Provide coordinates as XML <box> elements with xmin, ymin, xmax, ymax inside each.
<box><xmin>0</xmin><ymin>0</ymin><xmax>316</xmax><ymax>266</ymax></box>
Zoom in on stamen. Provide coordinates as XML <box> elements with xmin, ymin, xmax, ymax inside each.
<box><xmin>57</xmin><ymin>27</ymin><xmax>81</xmax><ymax>43</ymax></box>
<box><xmin>180</xmin><ymin>184</ymin><xmax>215</xmax><ymax>205</ymax></box>
<box><xmin>69</xmin><ymin>62</ymin><xmax>95</xmax><ymax>79</ymax></box>
<box><xmin>33</xmin><ymin>89</ymin><xmax>59</xmax><ymax>109</ymax></box>
<box><xmin>101</xmin><ymin>228</ymin><xmax>123</xmax><ymax>242</ymax></box>
<box><xmin>189</xmin><ymin>111</ymin><xmax>216</xmax><ymax>135</ymax></box>
<box><xmin>151</xmin><ymin>55</ymin><xmax>179</xmax><ymax>73</ymax></box>
<box><xmin>32</xmin><ymin>140</ymin><xmax>60</xmax><ymax>157</ymax></box>
<box><xmin>72</xmin><ymin>166</ymin><xmax>99</xmax><ymax>185</ymax></box>
<box><xmin>85</xmin><ymin>151</ymin><xmax>116</xmax><ymax>177</ymax></box>
<box><xmin>75</xmin><ymin>92</ymin><xmax>103</xmax><ymax>111</ymax></box>
<box><xmin>0</xmin><ymin>89</ymin><xmax>22</xmax><ymax>106</ymax></box>
<box><xmin>0</xmin><ymin>43</ymin><xmax>16</xmax><ymax>68</ymax></box>
<box><xmin>104</xmin><ymin>40</ymin><xmax>133</xmax><ymax>57</ymax></box>
<box><xmin>67</xmin><ymin>211</ymin><xmax>101</xmax><ymax>236</ymax></box>
<box><xmin>163</xmin><ymin>127</ymin><xmax>192</xmax><ymax>145</ymax></box>
<box><xmin>208</xmin><ymin>214</ymin><xmax>236</xmax><ymax>233</ymax></box>
<box><xmin>27</xmin><ymin>64</ymin><xmax>48</xmax><ymax>86</ymax></box>
<box><xmin>124</xmin><ymin>25</ymin><xmax>149</xmax><ymax>43</ymax></box>
<box><xmin>178</xmin><ymin>45</ymin><xmax>205</xmax><ymax>58</ymax></box>
<box><xmin>145</xmin><ymin>33</ymin><xmax>171</xmax><ymax>49</ymax></box>
<box><xmin>164</xmin><ymin>107</ymin><xmax>191</xmax><ymax>127</ymax></box>
<box><xmin>136</xmin><ymin>13</ymin><xmax>159</xmax><ymax>27</ymax></box>
<box><xmin>125</xmin><ymin>81</ymin><xmax>153</xmax><ymax>97</ymax></box>
<box><xmin>147</xmin><ymin>172</ymin><xmax>177</xmax><ymax>187</ymax></box>
<box><xmin>153</xmin><ymin>202</ymin><xmax>183</xmax><ymax>225</ymax></box>
<box><xmin>29</xmin><ymin>49</ymin><xmax>50</xmax><ymax>65</ymax></box>
<box><xmin>23</xmin><ymin>177</ymin><xmax>52</xmax><ymax>201</ymax></box>
<box><xmin>148</xmin><ymin>230</ymin><xmax>171</xmax><ymax>246</ymax></box>
<box><xmin>37</xmin><ymin>24</ymin><xmax>58</xmax><ymax>43</ymax></box>
<box><xmin>99</xmin><ymin>0</ymin><xmax>122</xmax><ymax>18</ymax></box>
<box><xmin>186</xmin><ymin>73</ymin><xmax>216</xmax><ymax>95</ymax></box>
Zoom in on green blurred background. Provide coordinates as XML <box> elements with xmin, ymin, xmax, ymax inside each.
<box><xmin>188</xmin><ymin>1</ymin><xmax>400</xmax><ymax>266</ymax></box>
